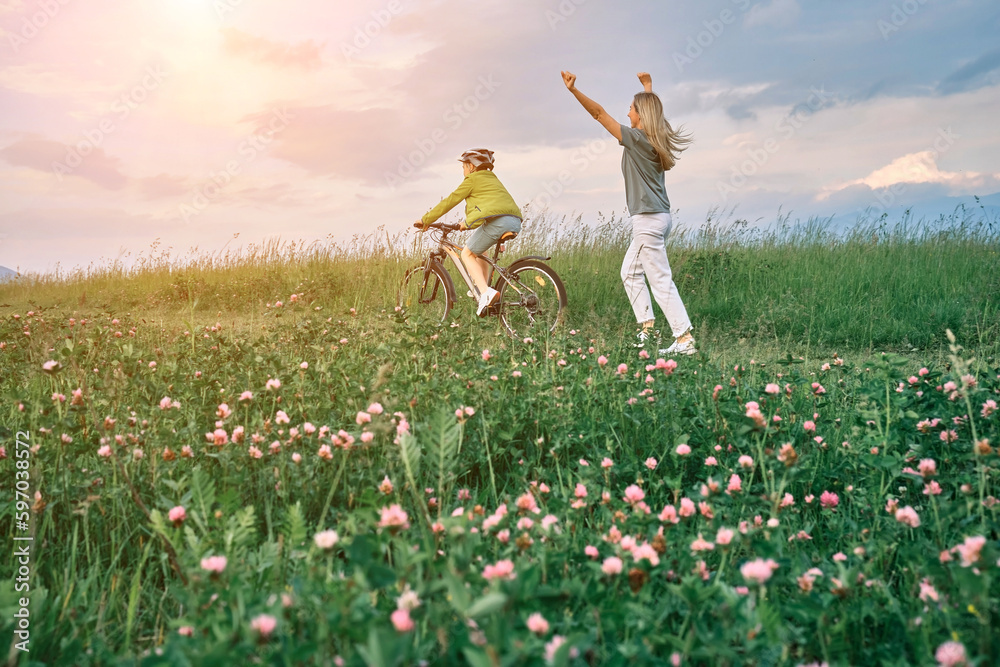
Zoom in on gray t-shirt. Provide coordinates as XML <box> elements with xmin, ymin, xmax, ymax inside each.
<box><xmin>619</xmin><ymin>124</ymin><xmax>670</xmax><ymax>215</ymax></box>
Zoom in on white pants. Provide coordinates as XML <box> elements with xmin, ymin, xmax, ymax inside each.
<box><xmin>620</xmin><ymin>212</ymin><xmax>692</xmax><ymax>338</ymax></box>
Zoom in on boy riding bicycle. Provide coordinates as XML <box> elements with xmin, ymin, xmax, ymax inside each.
<box><xmin>415</xmin><ymin>149</ymin><xmax>522</xmax><ymax>316</ymax></box>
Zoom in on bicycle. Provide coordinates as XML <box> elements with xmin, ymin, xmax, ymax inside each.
<box><xmin>397</xmin><ymin>221</ymin><xmax>567</xmax><ymax>338</ymax></box>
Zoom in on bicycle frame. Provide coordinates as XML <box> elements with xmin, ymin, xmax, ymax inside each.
<box><xmin>422</xmin><ymin>224</ymin><xmax>549</xmax><ymax>306</ymax></box>
<box><xmin>437</xmin><ymin>235</ymin><xmax>482</xmax><ymax>301</ymax></box>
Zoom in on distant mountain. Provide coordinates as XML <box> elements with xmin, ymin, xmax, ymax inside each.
<box><xmin>827</xmin><ymin>192</ymin><xmax>1000</xmax><ymax>235</ymax></box>
<box><xmin>0</xmin><ymin>266</ymin><xmax>19</xmax><ymax>283</ymax></box>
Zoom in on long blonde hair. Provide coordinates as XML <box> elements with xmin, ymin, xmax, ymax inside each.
<box><xmin>633</xmin><ymin>92</ymin><xmax>692</xmax><ymax>172</ymax></box>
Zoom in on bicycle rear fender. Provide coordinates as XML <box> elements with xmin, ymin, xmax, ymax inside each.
<box><xmin>508</xmin><ymin>255</ymin><xmax>552</xmax><ymax>264</ymax></box>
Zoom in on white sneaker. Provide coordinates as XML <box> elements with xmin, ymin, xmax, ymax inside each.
<box><xmin>476</xmin><ymin>287</ymin><xmax>499</xmax><ymax>316</ymax></box>
<box><xmin>664</xmin><ymin>336</ymin><xmax>697</xmax><ymax>356</ymax></box>
<box><xmin>633</xmin><ymin>328</ymin><xmax>659</xmax><ymax>348</ymax></box>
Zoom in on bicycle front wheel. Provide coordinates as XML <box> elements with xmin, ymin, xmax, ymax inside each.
<box><xmin>398</xmin><ymin>262</ymin><xmax>452</xmax><ymax>325</ymax></box>
<box><xmin>497</xmin><ymin>259</ymin><xmax>567</xmax><ymax>339</ymax></box>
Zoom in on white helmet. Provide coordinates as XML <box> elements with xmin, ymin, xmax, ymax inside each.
<box><xmin>458</xmin><ymin>148</ymin><xmax>495</xmax><ymax>170</ymax></box>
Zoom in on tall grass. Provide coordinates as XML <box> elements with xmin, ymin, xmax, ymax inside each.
<box><xmin>513</xmin><ymin>203</ymin><xmax>1000</xmax><ymax>353</ymax></box>
<box><xmin>2</xmin><ymin>205</ymin><xmax>998</xmax><ymax>353</ymax></box>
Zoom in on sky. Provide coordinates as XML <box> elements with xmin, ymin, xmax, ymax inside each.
<box><xmin>1</xmin><ymin>0</ymin><xmax>999</xmax><ymax>276</ymax></box>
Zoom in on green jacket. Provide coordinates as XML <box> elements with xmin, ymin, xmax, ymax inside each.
<box><xmin>421</xmin><ymin>171</ymin><xmax>522</xmax><ymax>229</ymax></box>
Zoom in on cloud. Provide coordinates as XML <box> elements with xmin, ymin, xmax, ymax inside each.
<box><xmin>0</xmin><ymin>138</ymin><xmax>128</xmax><ymax>189</ymax></box>
<box><xmin>0</xmin><ymin>64</ymin><xmax>115</xmax><ymax>97</ymax></box>
<box><xmin>0</xmin><ymin>206</ymin><xmax>154</xmax><ymax>241</ymax></box>
<box><xmin>374</xmin><ymin>0</ymin><xmax>603</xmax><ymax>146</ymax></box>
<box><xmin>221</xmin><ymin>28</ymin><xmax>325</xmax><ymax>70</ymax></box>
<box><xmin>721</xmin><ymin>132</ymin><xmax>759</xmax><ymax>148</ymax></box>
<box><xmin>138</xmin><ymin>173</ymin><xmax>188</xmax><ymax>199</ymax></box>
<box><xmin>936</xmin><ymin>47</ymin><xmax>1000</xmax><ymax>95</ymax></box>
<box><xmin>847</xmin><ymin>77</ymin><xmax>906</xmax><ymax>105</ymax></box>
<box><xmin>262</xmin><ymin>104</ymin><xmax>415</xmax><ymax>184</ymax></box>
<box><xmin>230</xmin><ymin>182</ymin><xmax>330</xmax><ymax>208</ymax></box>
<box><xmin>820</xmin><ymin>151</ymin><xmax>1000</xmax><ymax>200</ymax></box>
<box><xmin>660</xmin><ymin>81</ymin><xmax>776</xmax><ymax>119</ymax></box>
<box><xmin>744</xmin><ymin>0</ymin><xmax>801</xmax><ymax>28</ymax></box>
<box><xmin>665</xmin><ymin>80</ymin><xmax>838</xmax><ymax>123</ymax></box>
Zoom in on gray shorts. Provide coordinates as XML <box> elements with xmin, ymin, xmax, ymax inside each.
<box><xmin>466</xmin><ymin>215</ymin><xmax>522</xmax><ymax>255</ymax></box>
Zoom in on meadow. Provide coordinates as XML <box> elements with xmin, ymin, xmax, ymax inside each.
<box><xmin>0</xmin><ymin>207</ymin><xmax>998</xmax><ymax>666</ymax></box>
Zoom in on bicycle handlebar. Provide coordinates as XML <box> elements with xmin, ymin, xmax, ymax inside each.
<box><xmin>416</xmin><ymin>221</ymin><xmax>462</xmax><ymax>232</ymax></box>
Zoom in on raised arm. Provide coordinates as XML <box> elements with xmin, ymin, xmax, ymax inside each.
<box><xmin>637</xmin><ymin>71</ymin><xmax>653</xmax><ymax>93</ymax></box>
<box><xmin>561</xmin><ymin>71</ymin><xmax>622</xmax><ymax>142</ymax></box>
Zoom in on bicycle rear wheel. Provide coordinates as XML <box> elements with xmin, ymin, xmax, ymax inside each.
<box><xmin>398</xmin><ymin>262</ymin><xmax>452</xmax><ymax>324</ymax></box>
<box><xmin>497</xmin><ymin>259</ymin><xmax>567</xmax><ymax>338</ymax></box>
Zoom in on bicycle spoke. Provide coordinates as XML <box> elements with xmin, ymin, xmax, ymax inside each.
<box><xmin>398</xmin><ymin>263</ymin><xmax>451</xmax><ymax>324</ymax></box>
<box><xmin>497</xmin><ymin>260</ymin><xmax>566</xmax><ymax>339</ymax></box>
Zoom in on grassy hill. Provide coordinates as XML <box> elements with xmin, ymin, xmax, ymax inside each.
<box><xmin>2</xmin><ymin>207</ymin><xmax>999</xmax><ymax>360</ymax></box>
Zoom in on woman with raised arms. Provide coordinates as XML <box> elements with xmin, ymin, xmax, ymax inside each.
<box><xmin>562</xmin><ymin>70</ymin><xmax>696</xmax><ymax>355</ymax></box>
